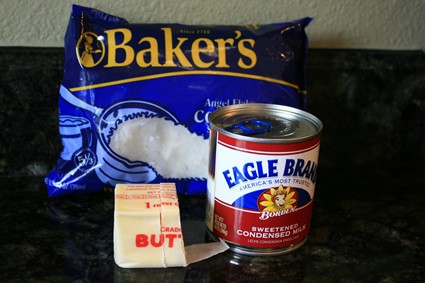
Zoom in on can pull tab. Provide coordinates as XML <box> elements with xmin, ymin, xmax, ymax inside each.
<box><xmin>225</xmin><ymin>120</ymin><xmax>271</xmax><ymax>135</ymax></box>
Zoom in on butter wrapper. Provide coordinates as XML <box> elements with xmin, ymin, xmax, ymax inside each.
<box><xmin>114</xmin><ymin>183</ymin><xmax>228</xmax><ymax>268</ymax></box>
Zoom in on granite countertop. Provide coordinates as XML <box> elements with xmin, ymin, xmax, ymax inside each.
<box><xmin>1</xmin><ymin>166</ymin><xmax>424</xmax><ymax>282</ymax></box>
<box><xmin>1</xmin><ymin>48</ymin><xmax>424</xmax><ymax>282</ymax></box>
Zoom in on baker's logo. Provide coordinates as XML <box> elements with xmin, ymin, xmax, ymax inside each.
<box><xmin>75</xmin><ymin>28</ymin><xmax>257</xmax><ymax>69</ymax></box>
<box><xmin>76</xmin><ymin>32</ymin><xmax>105</xmax><ymax>67</ymax></box>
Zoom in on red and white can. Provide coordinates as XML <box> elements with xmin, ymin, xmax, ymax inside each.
<box><xmin>206</xmin><ymin>103</ymin><xmax>323</xmax><ymax>255</ymax></box>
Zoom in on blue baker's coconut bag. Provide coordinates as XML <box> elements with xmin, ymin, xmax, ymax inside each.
<box><xmin>45</xmin><ymin>4</ymin><xmax>312</xmax><ymax>197</ymax></box>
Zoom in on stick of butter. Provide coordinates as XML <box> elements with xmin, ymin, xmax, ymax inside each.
<box><xmin>114</xmin><ymin>183</ymin><xmax>187</xmax><ymax>268</ymax></box>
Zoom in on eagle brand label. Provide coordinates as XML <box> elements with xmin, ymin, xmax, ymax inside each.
<box><xmin>206</xmin><ymin>104</ymin><xmax>322</xmax><ymax>255</ymax></box>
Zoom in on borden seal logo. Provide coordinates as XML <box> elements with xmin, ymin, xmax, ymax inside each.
<box><xmin>76</xmin><ymin>32</ymin><xmax>105</xmax><ymax>67</ymax></box>
<box><xmin>257</xmin><ymin>185</ymin><xmax>297</xmax><ymax>220</ymax></box>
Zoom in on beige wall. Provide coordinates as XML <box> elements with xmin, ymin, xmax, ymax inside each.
<box><xmin>1</xmin><ymin>0</ymin><xmax>424</xmax><ymax>50</ymax></box>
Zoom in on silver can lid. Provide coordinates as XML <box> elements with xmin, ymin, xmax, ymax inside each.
<box><xmin>209</xmin><ymin>103</ymin><xmax>323</xmax><ymax>143</ymax></box>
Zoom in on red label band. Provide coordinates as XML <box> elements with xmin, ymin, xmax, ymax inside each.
<box><xmin>213</xmin><ymin>199</ymin><xmax>313</xmax><ymax>248</ymax></box>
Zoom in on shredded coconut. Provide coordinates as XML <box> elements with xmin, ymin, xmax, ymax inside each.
<box><xmin>109</xmin><ymin>116</ymin><xmax>208</xmax><ymax>179</ymax></box>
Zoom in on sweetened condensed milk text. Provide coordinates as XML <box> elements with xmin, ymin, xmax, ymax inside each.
<box><xmin>206</xmin><ymin>104</ymin><xmax>322</xmax><ymax>255</ymax></box>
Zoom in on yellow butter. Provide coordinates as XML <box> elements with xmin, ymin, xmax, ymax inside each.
<box><xmin>114</xmin><ymin>183</ymin><xmax>187</xmax><ymax>268</ymax></box>
<box><xmin>159</xmin><ymin>183</ymin><xmax>186</xmax><ymax>267</ymax></box>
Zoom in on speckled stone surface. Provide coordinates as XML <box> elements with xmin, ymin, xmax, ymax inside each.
<box><xmin>0</xmin><ymin>168</ymin><xmax>424</xmax><ymax>282</ymax></box>
<box><xmin>0</xmin><ymin>48</ymin><xmax>424</xmax><ymax>282</ymax></box>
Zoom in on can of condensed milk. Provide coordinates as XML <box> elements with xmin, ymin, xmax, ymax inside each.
<box><xmin>206</xmin><ymin>103</ymin><xmax>323</xmax><ymax>255</ymax></box>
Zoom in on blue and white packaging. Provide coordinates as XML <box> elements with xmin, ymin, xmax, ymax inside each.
<box><xmin>45</xmin><ymin>4</ymin><xmax>312</xmax><ymax>197</ymax></box>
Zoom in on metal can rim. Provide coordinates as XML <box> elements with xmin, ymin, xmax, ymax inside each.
<box><xmin>209</xmin><ymin>103</ymin><xmax>323</xmax><ymax>144</ymax></box>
